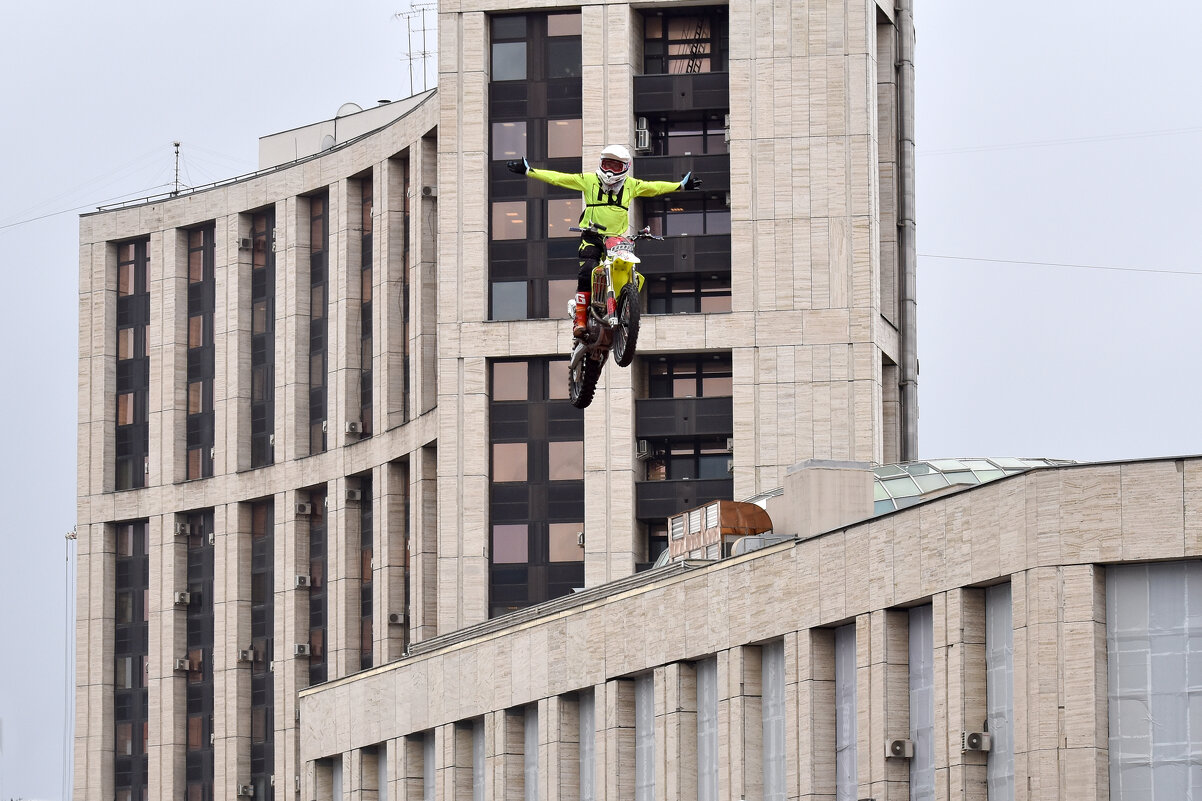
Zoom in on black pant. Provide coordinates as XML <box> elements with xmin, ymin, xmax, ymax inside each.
<box><xmin>577</xmin><ymin>234</ymin><xmax>604</xmax><ymax>293</ymax></box>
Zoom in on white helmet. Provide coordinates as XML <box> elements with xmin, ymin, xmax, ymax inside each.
<box><xmin>597</xmin><ymin>144</ymin><xmax>632</xmax><ymax>189</ymax></box>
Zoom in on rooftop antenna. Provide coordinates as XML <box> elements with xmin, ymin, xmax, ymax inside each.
<box><xmin>172</xmin><ymin>141</ymin><xmax>181</xmax><ymax>197</ymax></box>
<box><xmin>396</xmin><ymin>3</ymin><xmax>436</xmax><ymax>96</ymax></box>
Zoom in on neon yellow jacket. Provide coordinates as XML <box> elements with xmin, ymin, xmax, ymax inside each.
<box><xmin>527</xmin><ymin>168</ymin><xmax>683</xmax><ymax>236</ymax></box>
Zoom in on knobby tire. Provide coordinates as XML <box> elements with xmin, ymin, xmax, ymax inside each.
<box><xmin>612</xmin><ymin>284</ymin><xmax>641</xmax><ymax>367</ymax></box>
<box><xmin>569</xmin><ymin>354</ymin><xmax>604</xmax><ymax>409</ymax></box>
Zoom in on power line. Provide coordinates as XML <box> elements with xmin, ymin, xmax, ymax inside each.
<box><xmin>920</xmin><ymin>253</ymin><xmax>1201</xmax><ymax>277</ymax></box>
<box><xmin>0</xmin><ymin>185</ymin><xmax>176</xmax><ymax>233</ymax></box>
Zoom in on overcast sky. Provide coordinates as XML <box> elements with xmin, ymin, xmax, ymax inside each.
<box><xmin>1</xmin><ymin>1</ymin><xmax>1199</xmax><ymax>798</ymax></box>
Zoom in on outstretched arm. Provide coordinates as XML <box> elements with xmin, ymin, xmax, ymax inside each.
<box><xmin>633</xmin><ymin>172</ymin><xmax>703</xmax><ymax>197</ymax></box>
<box><xmin>506</xmin><ymin>159</ymin><xmax>588</xmax><ymax>191</ymax></box>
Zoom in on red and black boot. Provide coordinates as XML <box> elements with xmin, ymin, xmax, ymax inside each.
<box><xmin>573</xmin><ymin>291</ymin><xmax>590</xmax><ymax>339</ymax></box>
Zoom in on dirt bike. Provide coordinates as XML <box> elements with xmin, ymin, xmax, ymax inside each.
<box><xmin>567</xmin><ymin>224</ymin><xmax>662</xmax><ymax>409</ymax></box>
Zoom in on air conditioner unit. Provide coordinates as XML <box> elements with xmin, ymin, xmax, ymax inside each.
<box><xmin>174</xmin><ymin>522</ymin><xmax>191</xmax><ymax>536</ymax></box>
<box><xmin>388</xmin><ymin>612</ymin><xmax>405</xmax><ymax>625</ymax></box>
<box><xmin>727</xmin><ymin>458</ymin><xmax>735</xmax><ymax>474</ymax></box>
<box><xmin>345</xmin><ymin>421</ymin><xmax>362</xmax><ymax>434</ymax></box>
<box><xmin>724</xmin><ymin>112</ymin><xmax>732</xmax><ymax>144</ymax></box>
<box><xmin>294</xmin><ymin>575</ymin><xmax>311</xmax><ymax>589</ymax></box>
<box><xmin>321</xmin><ymin>420</ymin><xmax>328</xmax><ymax>434</ymax></box>
<box><xmin>238</xmin><ymin>237</ymin><xmax>253</xmax><ymax>251</ymax></box>
<box><xmin>963</xmin><ymin>731</ymin><xmax>991</xmax><ymax>752</ymax></box>
<box><xmin>173</xmin><ymin>657</ymin><xmax>192</xmax><ymax>672</ymax></box>
<box><xmin>294</xmin><ymin>643</ymin><xmax>311</xmax><ymax>657</ymax></box>
<box><xmin>236</xmin><ymin>649</ymin><xmax>256</xmax><ymax>664</ymax></box>
<box><xmin>421</xmin><ymin>185</ymin><xmax>437</xmax><ymax>198</ymax></box>
<box><xmin>207</xmin><ymin>531</ymin><xmax>215</xmax><ymax>546</ymax></box>
<box><xmin>173</xmin><ymin>591</ymin><xmax>191</xmax><ymax>606</ymax></box>
<box><xmin>271</xmin><ymin>228</ymin><xmax>279</xmax><ymax>252</ymax></box>
<box><xmin>726</xmin><ymin>437</ymin><xmax>735</xmax><ymax>452</ymax></box>
<box><xmin>576</xmin><ymin>530</ymin><xmax>585</xmax><ymax>547</ymax></box>
<box><xmin>634</xmin><ymin>127</ymin><xmax>651</xmax><ymax>153</ymax></box>
<box><xmin>635</xmin><ymin>439</ymin><xmax>651</xmax><ymax>461</ymax></box>
<box><xmin>236</xmin><ymin>783</ymin><xmax>255</xmax><ymax>797</ymax></box>
<box><xmin>346</xmin><ymin>488</ymin><xmax>362</xmax><ymax>502</ymax></box>
<box><xmin>886</xmin><ymin>738</ymin><xmax>914</xmax><ymax>759</ymax></box>
<box><xmin>295</xmin><ymin>503</ymin><xmax>312</xmax><ymax>516</ymax></box>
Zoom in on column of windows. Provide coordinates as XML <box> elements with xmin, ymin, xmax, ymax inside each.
<box><xmin>250</xmin><ymin>209</ymin><xmax>275</xmax><ymax>468</ymax></box>
<box><xmin>359</xmin><ymin>475</ymin><xmax>374</xmax><ymax>670</ymax></box>
<box><xmin>114</xmin><ymin>520</ymin><xmax>149</xmax><ymax>801</ymax></box>
<box><xmin>489</xmin><ymin>358</ymin><xmax>584</xmax><ymax>616</ymax></box>
<box><xmin>183</xmin><ymin>509</ymin><xmax>215</xmax><ymax>801</ymax></box>
<box><xmin>249</xmin><ymin>500</ymin><xmax>275</xmax><ymax>800</ymax></box>
<box><xmin>185</xmin><ymin>225</ymin><xmax>215</xmax><ymax>479</ymax></box>
<box><xmin>359</xmin><ymin>176</ymin><xmax>374</xmax><ymax>436</ymax></box>
<box><xmin>307</xmin><ymin>486</ymin><xmax>329</xmax><ymax>685</ymax></box>
<box><xmin>488</xmin><ymin>12</ymin><xmax>584</xmax><ymax>321</ymax></box>
<box><xmin>116</xmin><ymin>239</ymin><xmax>150</xmax><ymax>489</ymax></box>
<box><xmin>635</xmin><ymin>353</ymin><xmax>734</xmax><ymax>561</ymax></box>
<box><xmin>636</xmin><ymin>7</ymin><xmax>732</xmax><ymax>313</ymax></box>
<box><xmin>309</xmin><ymin>193</ymin><xmax>329</xmax><ymax>455</ymax></box>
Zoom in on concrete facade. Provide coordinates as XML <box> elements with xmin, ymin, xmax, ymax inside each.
<box><xmin>76</xmin><ymin>0</ymin><xmax>919</xmax><ymax>798</ymax></box>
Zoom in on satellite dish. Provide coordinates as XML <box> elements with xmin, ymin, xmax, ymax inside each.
<box><xmin>335</xmin><ymin>102</ymin><xmax>363</xmax><ymax>118</ymax></box>
<box><xmin>319</xmin><ymin>134</ymin><xmax>336</xmax><ymax>151</ymax></box>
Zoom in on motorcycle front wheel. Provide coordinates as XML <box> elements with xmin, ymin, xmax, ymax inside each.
<box><xmin>569</xmin><ymin>352</ymin><xmax>605</xmax><ymax>409</ymax></box>
<box><xmin>611</xmin><ymin>283</ymin><xmax>641</xmax><ymax>367</ymax></box>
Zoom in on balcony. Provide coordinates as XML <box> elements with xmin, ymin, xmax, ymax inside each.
<box><xmin>633</xmin><ymin>73</ymin><xmax>729</xmax><ymax>114</ymax></box>
<box><xmin>635</xmin><ymin>477</ymin><xmax>733</xmax><ymax>522</ymax></box>
<box><xmin>636</xmin><ymin>397</ymin><xmax>733</xmax><ymax>439</ymax></box>
<box><xmin>634</xmin><ymin>233</ymin><xmax>731</xmax><ymax>278</ymax></box>
<box><xmin>633</xmin><ymin>153</ymin><xmax>730</xmax><ymax>193</ymax></box>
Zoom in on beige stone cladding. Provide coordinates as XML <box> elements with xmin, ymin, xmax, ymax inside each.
<box><xmin>299</xmin><ymin>457</ymin><xmax>1202</xmax><ymax>801</ymax></box>
<box><xmin>434</xmin><ymin>0</ymin><xmax>913</xmax><ymax>629</ymax></box>
<box><xmin>75</xmin><ymin>98</ymin><xmax>441</xmax><ymax>801</ymax></box>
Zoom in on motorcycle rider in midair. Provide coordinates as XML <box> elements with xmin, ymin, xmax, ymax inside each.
<box><xmin>507</xmin><ymin>144</ymin><xmax>702</xmax><ymax>339</ymax></box>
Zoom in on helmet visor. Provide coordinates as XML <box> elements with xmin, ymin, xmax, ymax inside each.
<box><xmin>600</xmin><ymin>158</ymin><xmax>628</xmax><ymax>173</ymax></box>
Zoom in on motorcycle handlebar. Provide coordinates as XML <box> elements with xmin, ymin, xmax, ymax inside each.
<box><xmin>568</xmin><ymin>225</ymin><xmax>665</xmax><ymax>241</ymax></box>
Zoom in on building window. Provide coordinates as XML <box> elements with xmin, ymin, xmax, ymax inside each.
<box><xmin>489</xmin><ymin>358</ymin><xmax>584</xmax><ymax>616</ymax></box>
<box><xmin>359</xmin><ymin>475</ymin><xmax>374</xmax><ymax>670</ymax></box>
<box><xmin>909</xmin><ymin>605</ymin><xmax>935</xmax><ymax>801</ymax></box>
<box><xmin>648</xmin><ymin>354</ymin><xmax>732</xmax><ymax>398</ymax></box>
<box><xmin>985</xmin><ymin>584</ymin><xmax>1014</xmax><ymax>800</ymax></box>
<box><xmin>579</xmin><ymin>689</ymin><xmax>595</xmax><ymax>801</ymax></box>
<box><xmin>644</xmin><ymin>115</ymin><xmax>729</xmax><ymax>157</ymax></box>
<box><xmin>643</xmin><ymin>195</ymin><xmax>731</xmax><ymax>237</ymax></box>
<box><xmin>635</xmin><ymin>674</ymin><xmax>655</xmax><ymax>801</ymax></box>
<box><xmin>115</xmin><ymin>239</ymin><xmax>150</xmax><ymax>489</ymax></box>
<box><xmin>524</xmin><ymin>704</ymin><xmax>539</xmax><ymax>801</ymax></box>
<box><xmin>359</xmin><ymin>175</ymin><xmax>374</xmax><ymax>437</ymax></box>
<box><xmin>697</xmin><ymin>658</ymin><xmax>718</xmax><ymax>801</ymax></box>
<box><xmin>1104</xmin><ymin>563</ymin><xmax>1202</xmax><ymax>798</ymax></box>
<box><xmin>307</xmin><ymin>486</ymin><xmax>328</xmax><ymax>685</ymax></box>
<box><xmin>835</xmin><ymin>623</ymin><xmax>857</xmax><ymax>801</ymax></box>
<box><xmin>763</xmin><ymin>641</ymin><xmax>786</xmax><ymax>801</ymax></box>
<box><xmin>114</xmin><ymin>520</ymin><xmax>149</xmax><ymax>801</ymax></box>
<box><xmin>643</xmin><ymin>8</ymin><xmax>729</xmax><ymax>74</ymax></box>
<box><xmin>308</xmin><ymin>192</ymin><xmax>329</xmax><ymax>455</ymax></box>
<box><xmin>249</xmin><ymin>500</ymin><xmax>274</xmax><ymax>800</ymax></box>
<box><xmin>249</xmin><ymin>208</ymin><xmax>275</xmax><ymax>467</ymax></box>
<box><xmin>183</xmin><ymin>510</ymin><xmax>215</xmax><ymax>801</ymax></box>
<box><xmin>185</xmin><ymin>225</ymin><xmax>215</xmax><ymax>479</ymax></box>
<box><xmin>489</xmin><ymin>13</ymin><xmax>583</xmax><ymax>321</ymax></box>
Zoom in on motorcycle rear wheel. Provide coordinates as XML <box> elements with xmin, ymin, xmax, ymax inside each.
<box><xmin>569</xmin><ymin>353</ymin><xmax>604</xmax><ymax>409</ymax></box>
<box><xmin>612</xmin><ymin>283</ymin><xmax>641</xmax><ymax>367</ymax></box>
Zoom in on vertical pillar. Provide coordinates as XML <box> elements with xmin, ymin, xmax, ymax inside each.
<box><xmin>934</xmin><ymin>588</ymin><xmax>987</xmax><ymax>801</ymax></box>
<box><xmin>377</xmin><ymin>460</ymin><xmax>410</xmax><ymax>661</ymax></box>
<box><xmin>720</xmin><ymin>646</ymin><xmax>763</xmax><ymax>801</ymax></box>
<box><xmin>657</xmin><ymin>663</ymin><xmax>697</xmax><ymax>801</ymax></box>
<box><xmin>328</xmin><ymin>475</ymin><xmax>359</xmax><ymax>679</ymax></box>
<box><xmin>213</xmin><ymin>503</ymin><xmax>253</xmax><ymax>794</ymax></box>
<box><xmin>149</xmin><ymin>513</ymin><xmax>186</xmax><ymax>801</ymax></box>
<box><xmin>278</xmin><ymin>491</ymin><xmax>309</xmax><ymax>801</ymax></box>
<box><xmin>796</xmin><ymin>628</ymin><xmax>836</xmax><ymax>801</ymax></box>
<box><xmin>601</xmin><ymin>679</ymin><xmax>636</xmax><ymax>801</ymax></box>
<box><xmin>546</xmin><ymin>695</ymin><xmax>580</xmax><ymax>801</ymax></box>
<box><xmin>411</xmin><ymin>444</ymin><xmax>438</xmax><ymax>643</ymax></box>
<box><xmin>862</xmin><ymin>609</ymin><xmax>910</xmax><ymax>801</ymax></box>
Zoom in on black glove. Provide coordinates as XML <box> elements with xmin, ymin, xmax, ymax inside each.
<box><xmin>681</xmin><ymin>171</ymin><xmax>701</xmax><ymax>190</ymax></box>
<box><xmin>506</xmin><ymin>158</ymin><xmax>529</xmax><ymax>175</ymax></box>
